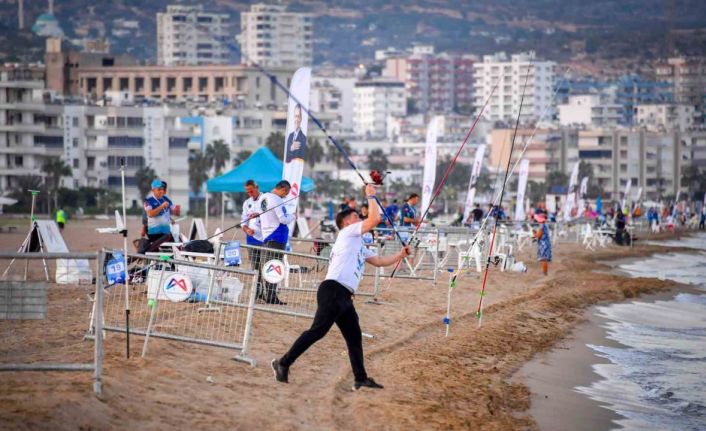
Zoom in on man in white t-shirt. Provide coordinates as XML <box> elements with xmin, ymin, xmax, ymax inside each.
<box><xmin>272</xmin><ymin>184</ymin><xmax>410</xmax><ymax>391</ymax></box>
<box><xmin>241</xmin><ymin>179</ymin><xmax>266</xmax><ymax>299</ymax></box>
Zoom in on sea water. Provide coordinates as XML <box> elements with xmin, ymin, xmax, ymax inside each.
<box><xmin>577</xmin><ymin>233</ymin><xmax>706</xmax><ymax>430</ymax></box>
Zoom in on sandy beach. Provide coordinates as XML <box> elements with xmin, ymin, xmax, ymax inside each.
<box><xmin>0</xmin><ymin>216</ymin><xmax>694</xmax><ymax>430</ymax></box>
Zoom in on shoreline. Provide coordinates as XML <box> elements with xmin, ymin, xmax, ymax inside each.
<box><xmin>513</xmin><ymin>287</ymin><xmax>701</xmax><ymax>431</ymax></box>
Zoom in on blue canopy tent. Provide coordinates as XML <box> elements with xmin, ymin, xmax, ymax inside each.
<box><xmin>206</xmin><ymin>147</ymin><xmax>315</xmax><ymax>193</ymax></box>
<box><xmin>205</xmin><ymin>147</ymin><xmax>315</xmax><ymax>231</ymax></box>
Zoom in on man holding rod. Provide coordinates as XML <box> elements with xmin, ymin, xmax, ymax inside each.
<box><xmin>272</xmin><ymin>183</ymin><xmax>410</xmax><ymax>391</ymax></box>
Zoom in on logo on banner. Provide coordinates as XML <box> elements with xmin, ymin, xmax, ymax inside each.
<box><xmin>224</xmin><ymin>241</ymin><xmax>241</xmax><ymax>266</ymax></box>
<box><xmin>423</xmin><ymin>184</ymin><xmax>431</xmax><ymax>195</ymax></box>
<box><xmin>262</xmin><ymin>259</ymin><xmax>285</xmax><ymax>284</ymax></box>
<box><xmin>163</xmin><ymin>274</ymin><xmax>193</xmax><ymax>302</ymax></box>
<box><xmin>291</xmin><ymin>183</ymin><xmax>299</xmax><ymax>197</ymax></box>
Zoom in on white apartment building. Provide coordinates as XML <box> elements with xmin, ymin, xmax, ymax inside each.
<box><xmin>635</xmin><ymin>104</ymin><xmax>696</xmax><ymax>131</ymax></box>
<box><xmin>157</xmin><ymin>5</ymin><xmax>230</xmax><ymax>66</ymax></box>
<box><xmin>237</xmin><ymin>3</ymin><xmax>313</xmax><ymax>69</ymax></box>
<box><xmin>311</xmin><ymin>75</ymin><xmax>356</xmax><ymax>132</ymax></box>
<box><xmin>353</xmin><ymin>79</ymin><xmax>406</xmax><ymax>138</ymax></box>
<box><xmin>558</xmin><ymin>94</ymin><xmax>623</xmax><ymax>127</ymax></box>
<box><xmin>473</xmin><ymin>51</ymin><xmax>555</xmax><ymax>123</ymax></box>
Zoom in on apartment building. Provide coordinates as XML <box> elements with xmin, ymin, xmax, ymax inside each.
<box><xmin>157</xmin><ymin>5</ymin><xmax>231</xmax><ymax>66</ymax></box>
<box><xmin>473</xmin><ymin>51</ymin><xmax>555</xmax><ymax>123</ymax></box>
<box><xmin>353</xmin><ymin>78</ymin><xmax>406</xmax><ymax>138</ymax></box>
<box><xmin>655</xmin><ymin>57</ymin><xmax>706</xmax><ymax>121</ymax></box>
<box><xmin>558</xmin><ymin>94</ymin><xmax>623</xmax><ymax>127</ymax></box>
<box><xmin>237</xmin><ymin>3</ymin><xmax>313</xmax><ymax>69</ymax></box>
<box><xmin>635</xmin><ymin>104</ymin><xmax>697</xmax><ymax>131</ymax></box>
<box><xmin>383</xmin><ymin>46</ymin><xmax>475</xmax><ymax>113</ymax></box>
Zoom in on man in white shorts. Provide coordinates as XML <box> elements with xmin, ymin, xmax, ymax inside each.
<box><xmin>272</xmin><ymin>184</ymin><xmax>410</xmax><ymax>391</ymax></box>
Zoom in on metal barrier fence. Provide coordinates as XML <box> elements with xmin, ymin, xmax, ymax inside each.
<box><xmin>0</xmin><ymin>252</ymin><xmax>103</xmax><ymax>395</ymax></box>
<box><xmin>98</xmin><ymin>250</ymin><xmax>258</xmax><ymax>365</ymax></box>
<box><xmin>240</xmin><ymin>244</ymin><xmax>330</xmax><ymax>318</ymax></box>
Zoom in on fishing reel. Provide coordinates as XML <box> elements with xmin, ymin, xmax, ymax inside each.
<box><xmin>369</xmin><ymin>170</ymin><xmax>390</xmax><ymax>186</ymax></box>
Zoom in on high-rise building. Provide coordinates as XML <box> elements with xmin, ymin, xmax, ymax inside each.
<box><xmin>237</xmin><ymin>3</ymin><xmax>313</xmax><ymax>69</ymax></box>
<box><xmin>655</xmin><ymin>57</ymin><xmax>706</xmax><ymax>121</ymax></box>
<box><xmin>353</xmin><ymin>78</ymin><xmax>406</xmax><ymax>138</ymax></box>
<box><xmin>157</xmin><ymin>5</ymin><xmax>230</xmax><ymax>66</ymax></box>
<box><xmin>383</xmin><ymin>46</ymin><xmax>475</xmax><ymax>113</ymax></box>
<box><xmin>472</xmin><ymin>51</ymin><xmax>555</xmax><ymax>123</ymax></box>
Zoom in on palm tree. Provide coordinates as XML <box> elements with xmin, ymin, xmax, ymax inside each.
<box><xmin>233</xmin><ymin>150</ymin><xmax>252</xmax><ymax>166</ymax></box>
<box><xmin>367</xmin><ymin>148</ymin><xmax>389</xmax><ymax>172</ymax></box>
<box><xmin>135</xmin><ymin>165</ymin><xmax>157</xmax><ymax>200</ymax></box>
<box><xmin>9</xmin><ymin>175</ymin><xmax>44</xmax><ymax>213</ymax></box>
<box><xmin>41</xmin><ymin>157</ymin><xmax>72</xmax><ymax>214</ymax></box>
<box><xmin>206</xmin><ymin>139</ymin><xmax>231</xmax><ymax>174</ymax></box>
<box><xmin>265</xmin><ymin>132</ymin><xmax>286</xmax><ymax>160</ymax></box>
<box><xmin>306</xmin><ymin>138</ymin><xmax>325</xmax><ymax>170</ymax></box>
<box><xmin>188</xmin><ymin>152</ymin><xmax>210</xmax><ymax>214</ymax></box>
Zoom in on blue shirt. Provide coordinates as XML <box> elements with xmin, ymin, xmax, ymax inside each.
<box><xmin>400</xmin><ymin>202</ymin><xmax>416</xmax><ymax>227</ymax></box>
<box><xmin>144</xmin><ymin>193</ymin><xmax>171</xmax><ymax>235</ymax></box>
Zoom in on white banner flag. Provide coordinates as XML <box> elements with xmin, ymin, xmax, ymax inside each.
<box><xmin>621</xmin><ymin>179</ymin><xmax>631</xmax><ymax>211</ymax></box>
<box><xmin>577</xmin><ymin>176</ymin><xmax>588</xmax><ymax>216</ymax></box>
<box><xmin>563</xmin><ymin>162</ymin><xmax>579</xmax><ymax>221</ymax></box>
<box><xmin>421</xmin><ymin>116</ymin><xmax>440</xmax><ymax>217</ymax></box>
<box><xmin>463</xmin><ymin>144</ymin><xmax>487</xmax><ymax>224</ymax></box>
<box><xmin>281</xmin><ymin>68</ymin><xmax>311</xmax><ymax>237</ymax></box>
<box><xmin>514</xmin><ymin>159</ymin><xmax>530</xmax><ymax>221</ymax></box>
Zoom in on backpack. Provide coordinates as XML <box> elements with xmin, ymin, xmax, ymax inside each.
<box><xmin>183</xmin><ymin>240</ymin><xmax>214</xmax><ymax>254</ymax></box>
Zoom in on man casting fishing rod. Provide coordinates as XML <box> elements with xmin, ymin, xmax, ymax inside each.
<box><xmin>272</xmin><ymin>183</ymin><xmax>410</xmax><ymax>391</ymax></box>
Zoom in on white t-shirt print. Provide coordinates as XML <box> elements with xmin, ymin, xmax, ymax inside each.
<box><xmin>325</xmin><ymin>222</ymin><xmax>376</xmax><ymax>293</ymax></box>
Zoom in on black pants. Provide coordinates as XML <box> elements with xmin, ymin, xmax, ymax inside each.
<box><xmin>280</xmin><ymin>280</ymin><xmax>367</xmax><ymax>382</ymax></box>
<box><xmin>262</xmin><ymin>240</ymin><xmax>286</xmax><ymax>302</ymax></box>
<box><xmin>248</xmin><ymin>247</ymin><xmax>263</xmax><ymax>297</ymax></box>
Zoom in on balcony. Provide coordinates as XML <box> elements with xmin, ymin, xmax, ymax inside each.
<box><xmin>0</xmin><ymin>123</ymin><xmax>45</xmax><ymax>133</ymax></box>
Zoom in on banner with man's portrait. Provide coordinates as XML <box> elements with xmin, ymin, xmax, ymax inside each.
<box><xmin>281</xmin><ymin>67</ymin><xmax>311</xmax><ymax>237</ymax></box>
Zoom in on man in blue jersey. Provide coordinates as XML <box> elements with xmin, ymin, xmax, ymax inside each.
<box><xmin>400</xmin><ymin>193</ymin><xmax>420</xmax><ymax>227</ymax></box>
<box><xmin>143</xmin><ymin>179</ymin><xmax>173</xmax><ymax>243</ymax></box>
<box><xmin>259</xmin><ymin>180</ymin><xmax>296</xmax><ymax>304</ymax></box>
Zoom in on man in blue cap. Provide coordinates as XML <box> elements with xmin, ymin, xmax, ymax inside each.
<box><xmin>143</xmin><ymin>179</ymin><xmax>173</xmax><ymax>243</ymax></box>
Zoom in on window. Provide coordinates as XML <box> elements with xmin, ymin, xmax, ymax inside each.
<box><xmin>73</xmin><ymin>138</ymin><xmax>79</xmax><ymax>147</ymax></box>
<box><xmin>108</xmin><ymin>176</ymin><xmax>136</xmax><ymax>186</ymax></box>
<box><xmin>73</xmin><ymin>117</ymin><xmax>79</xmax><ymax>127</ymax></box>
<box><xmin>33</xmin><ymin>136</ymin><xmax>63</xmax><ymax>147</ymax></box>
<box><xmin>87</xmin><ymin>157</ymin><xmax>95</xmax><ymax>170</ymax></box>
<box><xmin>119</xmin><ymin>78</ymin><xmax>129</xmax><ymax>91</ymax></box>
<box><xmin>151</xmin><ymin>77</ymin><xmax>161</xmax><ymax>92</ymax></box>
<box><xmin>578</xmin><ymin>150</ymin><xmax>612</xmax><ymax>159</ymax></box>
<box><xmin>198</xmin><ymin>77</ymin><xmax>208</xmax><ymax>92</ymax></box>
<box><xmin>169</xmin><ymin>137</ymin><xmax>189</xmax><ymax>148</ymax></box>
<box><xmin>14</xmin><ymin>156</ymin><xmax>23</xmax><ymax>167</ymax></box>
<box><xmin>107</xmin><ymin>156</ymin><xmax>144</xmax><ymax>168</ymax></box>
<box><xmin>183</xmin><ymin>77</ymin><xmax>193</xmax><ymax>92</ymax></box>
<box><xmin>103</xmin><ymin>77</ymin><xmax>113</xmax><ymax>91</ymax></box>
<box><xmin>107</xmin><ymin>136</ymin><xmax>144</xmax><ymax>148</ymax></box>
<box><xmin>73</xmin><ymin>159</ymin><xmax>79</xmax><ymax>169</ymax></box>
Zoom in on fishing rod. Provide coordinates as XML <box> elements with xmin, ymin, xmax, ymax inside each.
<box><xmin>387</xmin><ymin>72</ymin><xmax>505</xmax><ymax>278</ymax></box>
<box><xmin>199</xmin><ymin>194</ymin><xmax>300</xmax><ymax>243</ymax></box>
<box><xmin>476</xmin><ymin>64</ymin><xmax>533</xmax><ymax>328</ymax></box>
<box><xmin>186</xmin><ymin>23</ymin><xmax>414</xmax><ymax>255</ymax></box>
<box><xmin>454</xmin><ymin>66</ymin><xmax>574</xmax><ymax>274</ymax></box>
